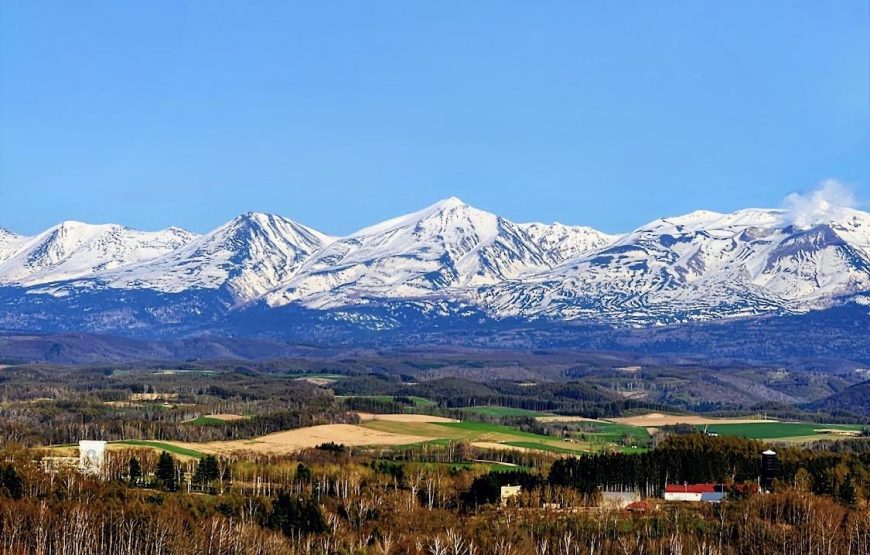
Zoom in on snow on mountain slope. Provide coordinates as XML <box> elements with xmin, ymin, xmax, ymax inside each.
<box><xmin>822</xmin><ymin>206</ymin><xmax>870</xmax><ymax>256</ymax></box>
<box><xmin>4</xmin><ymin>201</ymin><xmax>870</xmax><ymax>326</ymax></box>
<box><xmin>480</xmin><ymin>207</ymin><xmax>870</xmax><ymax>322</ymax></box>
<box><xmin>92</xmin><ymin>212</ymin><xmax>333</xmax><ymax>302</ymax></box>
<box><xmin>0</xmin><ymin>222</ymin><xmax>196</xmax><ymax>286</ymax></box>
<box><xmin>519</xmin><ymin>222</ymin><xmax>618</xmax><ymax>264</ymax></box>
<box><xmin>0</xmin><ymin>228</ymin><xmax>26</xmax><ymax>262</ymax></box>
<box><xmin>264</xmin><ymin>197</ymin><xmax>555</xmax><ymax>308</ymax></box>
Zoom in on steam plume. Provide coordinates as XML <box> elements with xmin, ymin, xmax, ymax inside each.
<box><xmin>781</xmin><ymin>179</ymin><xmax>857</xmax><ymax>228</ymax></box>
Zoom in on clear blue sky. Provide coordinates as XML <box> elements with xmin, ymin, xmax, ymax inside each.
<box><xmin>1</xmin><ymin>1</ymin><xmax>868</xmax><ymax>236</ymax></box>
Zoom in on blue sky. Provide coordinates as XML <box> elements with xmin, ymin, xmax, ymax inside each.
<box><xmin>1</xmin><ymin>1</ymin><xmax>867</xmax><ymax>236</ymax></box>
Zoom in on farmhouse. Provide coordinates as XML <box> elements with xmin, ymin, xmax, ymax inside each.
<box><xmin>663</xmin><ymin>483</ymin><xmax>725</xmax><ymax>502</ymax></box>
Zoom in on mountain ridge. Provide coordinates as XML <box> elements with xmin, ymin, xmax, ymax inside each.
<box><xmin>3</xmin><ymin>198</ymin><xmax>870</xmax><ymax>332</ymax></box>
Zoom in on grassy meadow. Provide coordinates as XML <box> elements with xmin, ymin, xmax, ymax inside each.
<box><xmin>697</xmin><ymin>422</ymin><xmax>865</xmax><ymax>441</ymax></box>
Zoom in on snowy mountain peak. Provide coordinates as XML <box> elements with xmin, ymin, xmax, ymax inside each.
<box><xmin>222</xmin><ymin>211</ymin><xmax>334</xmax><ymax>248</ymax></box>
<box><xmin>519</xmin><ymin>222</ymin><xmax>618</xmax><ymax>264</ymax></box>
<box><xmin>265</xmin><ymin>197</ymin><xmax>558</xmax><ymax>308</ymax></box>
<box><xmin>485</xmin><ymin>205</ymin><xmax>870</xmax><ymax>323</ymax></box>
<box><xmin>0</xmin><ymin>227</ymin><xmax>19</xmax><ymax>244</ymax></box>
<box><xmin>236</xmin><ymin>211</ymin><xmax>293</xmax><ymax>225</ymax></box>
<box><xmin>349</xmin><ymin>196</ymin><xmax>480</xmax><ymax>238</ymax></box>
<box><xmin>95</xmin><ymin>212</ymin><xmax>333</xmax><ymax>302</ymax></box>
<box><xmin>640</xmin><ymin>209</ymin><xmax>779</xmax><ymax>235</ymax></box>
<box><xmin>432</xmin><ymin>196</ymin><xmax>466</xmax><ymax>209</ymax></box>
<box><xmin>0</xmin><ymin>222</ymin><xmax>197</xmax><ymax>286</ymax></box>
<box><xmin>4</xmin><ymin>200</ymin><xmax>870</xmax><ymax>327</ymax></box>
<box><xmin>0</xmin><ymin>228</ymin><xmax>24</xmax><ymax>262</ymax></box>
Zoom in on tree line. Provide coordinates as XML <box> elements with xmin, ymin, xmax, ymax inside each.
<box><xmin>0</xmin><ymin>434</ymin><xmax>866</xmax><ymax>553</ymax></box>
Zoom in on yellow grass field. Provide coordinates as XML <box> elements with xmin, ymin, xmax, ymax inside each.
<box><xmin>202</xmin><ymin>413</ymin><xmax>248</xmax><ymax>421</ymax></box>
<box><xmin>535</xmin><ymin>416</ymin><xmax>602</xmax><ymax>423</ymax></box>
<box><xmin>355</xmin><ymin>412</ymin><xmax>458</xmax><ymax>423</ymax></box>
<box><xmin>163</xmin><ymin>424</ymin><xmax>428</xmax><ymax>455</ymax></box>
<box><xmin>294</xmin><ymin>377</ymin><xmax>337</xmax><ymax>386</ymax></box>
<box><xmin>470</xmin><ymin>441</ymin><xmax>533</xmax><ymax>452</ymax></box>
<box><xmin>610</xmin><ymin>412</ymin><xmax>777</xmax><ymax>427</ymax></box>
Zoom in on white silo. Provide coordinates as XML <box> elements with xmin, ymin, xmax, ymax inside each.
<box><xmin>79</xmin><ymin>440</ymin><xmax>107</xmax><ymax>474</ymax></box>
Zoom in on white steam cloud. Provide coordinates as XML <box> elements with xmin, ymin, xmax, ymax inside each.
<box><xmin>781</xmin><ymin>179</ymin><xmax>857</xmax><ymax>228</ymax></box>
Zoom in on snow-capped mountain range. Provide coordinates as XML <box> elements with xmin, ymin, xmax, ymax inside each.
<box><xmin>2</xmin><ymin>198</ymin><xmax>870</xmax><ymax>330</ymax></box>
<box><xmin>483</xmin><ymin>207</ymin><xmax>870</xmax><ymax>322</ymax></box>
<box><xmin>0</xmin><ymin>222</ymin><xmax>195</xmax><ymax>286</ymax></box>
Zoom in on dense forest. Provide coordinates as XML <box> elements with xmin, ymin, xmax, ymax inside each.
<box><xmin>0</xmin><ymin>435</ymin><xmax>867</xmax><ymax>553</ymax></box>
<box><xmin>0</xmin><ymin>357</ymin><xmax>865</xmax><ymax>451</ymax></box>
<box><xmin>1</xmin><ymin>350</ymin><xmax>866</xmax><ymax>425</ymax></box>
<box><xmin>0</xmin><ymin>356</ymin><xmax>867</xmax><ymax>553</ymax></box>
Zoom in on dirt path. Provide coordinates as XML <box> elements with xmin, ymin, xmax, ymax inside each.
<box><xmin>472</xmin><ymin>459</ymin><xmax>519</xmax><ymax>467</ymax></box>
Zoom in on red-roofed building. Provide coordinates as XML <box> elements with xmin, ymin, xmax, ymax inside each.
<box><xmin>664</xmin><ymin>483</ymin><xmax>723</xmax><ymax>501</ymax></box>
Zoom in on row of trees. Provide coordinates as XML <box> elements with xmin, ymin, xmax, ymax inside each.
<box><xmin>0</xmin><ymin>433</ymin><xmax>868</xmax><ymax>552</ymax></box>
<box><xmin>1</xmin><ymin>450</ymin><xmax>870</xmax><ymax>553</ymax></box>
<box><xmin>0</xmin><ymin>397</ymin><xmax>357</xmax><ymax>448</ymax></box>
<box><xmin>124</xmin><ymin>452</ymin><xmax>229</xmax><ymax>493</ymax></box>
<box><xmin>547</xmin><ymin>434</ymin><xmax>870</xmax><ymax>505</ymax></box>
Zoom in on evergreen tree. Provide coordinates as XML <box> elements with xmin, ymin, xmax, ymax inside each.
<box><xmin>128</xmin><ymin>456</ymin><xmax>142</xmax><ymax>485</ymax></box>
<box><xmin>155</xmin><ymin>452</ymin><xmax>177</xmax><ymax>491</ymax></box>
<box><xmin>294</xmin><ymin>463</ymin><xmax>312</xmax><ymax>484</ymax></box>
<box><xmin>462</xmin><ymin>470</ymin><xmax>543</xmax><ymax>507</ymax></box>
<box><xmin>0</xmin><ymin>466</ymin><xmax>22</xmax><ymax>500</ymax></box>
<box><xmin>839</xmin><ymin>475</ymin><xmax>857</xmax><ymax>507</ymax></box>
<box><xmin>194</xmin><ymin>455</ymin><xmax>220</xmax><ymax>484</ymax></box>
<box><xmin>266</xmin><ymin>492</ymin><xmax>326</xmax><ymax>537</ymax></box>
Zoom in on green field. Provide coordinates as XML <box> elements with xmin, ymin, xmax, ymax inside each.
<box><xmin>697</xmin><ymin>422</ymin><xmax>865</xmax><ymax>440</ymax></box>
<box><xmin>393</xmin><ymin>438</ymin><xmax>454</xmax><ymax>449</ymax></box>
<box><xmin>113</xmin><ymin>440</ymin><xmax>205</xmax><ymax>458</ymax></box>
<box><xmin>399</xmin><ymin>396</ymin><xmax>437</xmax><ymax>407</ymax></box>
<box><xmin>189</xmin><ymin>416</ymin><xmax>227</xmax><ymax>426</ymax></box>
<box><xmin>503</xmin><ymin>441</ymin><xmax>579</xmax><ymax>454</ymax></box>
<box><xmin>435</xmin><ymin>421</ymin><xmax>557</xmax><ymax>440</ymax></box>
<box><xmin>361</xmin><ymin>419</ymin><xmax>595</xmax><ymax>454</ymax></box>
<box><xmin>340</xmin><ymin>395</ymin><xmax>437</xmax><ymax>408</ymax></box>
<box><xmin>575</xmin><ymin>421</ymin><xmax>651</xmax><ymax>445</ymax></box>
<box><xmin>459</xmin><ymin>406</ymin><xmax>549</xmax><ymax>417</ymax></box>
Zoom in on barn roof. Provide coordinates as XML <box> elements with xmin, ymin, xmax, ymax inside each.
<box><xmin>664</xmin><ymin>483</ymin><xmax>718</xmax><ymax>493</ymax></box>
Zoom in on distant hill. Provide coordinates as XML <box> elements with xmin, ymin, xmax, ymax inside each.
<box><xmin>809</xmin><ymin>380</ymin><xmax>870</xmax><ymax>417</ymax></box>
<box><xmin>0</xmin><ymin>332</ymin><xmax>309</xmax><ymax>365</ymax></box>
<box><xmin>2</xmin><ymin>300</ymin><xmax>869</xmax><ymax>367</ymax></box>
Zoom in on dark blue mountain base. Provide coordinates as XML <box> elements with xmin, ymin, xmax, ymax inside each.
<box><xmin>0</xmin><ymin>286</ymin><xmax>868</xmax><ymax>365</ymax></box>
